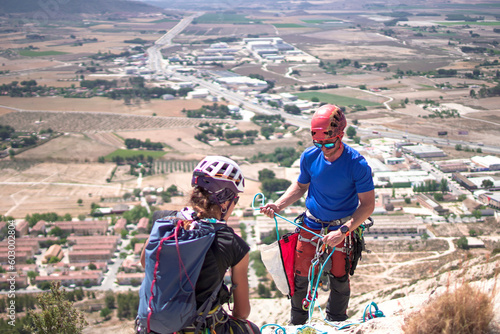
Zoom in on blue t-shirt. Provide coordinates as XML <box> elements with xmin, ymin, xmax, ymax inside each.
<box><xmin>297</xmin><ymin>144</ymin><xmax>374</xmax><ymax>229</ymax></box>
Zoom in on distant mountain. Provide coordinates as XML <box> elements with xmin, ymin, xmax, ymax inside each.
<box><xmin>0</xmin><ymin>0</ymin><xmax>161</xmax><ymax>14</ymax></box>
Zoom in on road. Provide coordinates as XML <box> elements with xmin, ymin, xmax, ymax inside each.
<box><xmin>146</xmin><ymin>20</ymin><xmax>500</xmax><ymax>155</ymax></box>
<box><xmin>99</xmin><ymin>238</ymin><xmax>131</xmax><ymax>291</ymax></box>
<box><xmin>146</xmin><ymin>12</ymin><xmax>204</xmax><ymax>74</ymax></box>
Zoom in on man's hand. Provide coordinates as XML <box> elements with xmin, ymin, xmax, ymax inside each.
<box><xmin>322</xmin><ymin>230</ymin><xmax>345</xmax><ymax>248</ymax></box>
<box><xmin>260</xmin><ymin>204</ymin><xmax>280</xmax><ymax>218</ymax></box>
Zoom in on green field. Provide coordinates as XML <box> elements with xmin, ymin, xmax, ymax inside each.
<box><xmin>273</xmin><ymin>23</ymin><xmax>306</xmax><ymax>28</ymax></box>
<box><xmin>18</xmin><ymin>50</ymin><xmax>68</xmax><ymax>57</ymax></box>
<box><xmin>418</xmin><ymin>84</ymin><xmax>435</xmax><ymax>90</ymax></box>
<box><xmin>195</xmin><ymin>13</ymin><xmax>259</xmax><ymax>24</ymax></box>
<box><xmin>294</xmin><ymin>92</ymin><xmax>381</xmax><ymax>107</ymax></box>
<box><xmin>105</xmin><ymin>149</ymin><xmax>166</xmax><ymax>160</ymax></box>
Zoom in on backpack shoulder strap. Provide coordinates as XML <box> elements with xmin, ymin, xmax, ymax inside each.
<box><xmin>152</xmin><ymin>210</ymin><xmax>178</xmax><ymax>223</ymax></box>
<box><xmin>192</xmin><ymin>221</ymin><xmax>227</xmax><ymax>333</ymax></box>
<box><xmin>194</xmin><ymin>280</ymin><xmax>224</xmax><ymax>333</ymax></box>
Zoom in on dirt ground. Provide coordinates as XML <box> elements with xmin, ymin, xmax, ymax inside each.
<box><xmin>1</xmin><ymin>9</ymin><xmax>499</xmax><ymax>334</ymax></box>
<box><xmin>0</xmin><ymin>96</ymin><xmax>207</xmax><ymax>117</ymax></box>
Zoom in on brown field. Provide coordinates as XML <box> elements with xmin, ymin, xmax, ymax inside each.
<box><xmin>15</xmin><ymin>133</ymin><xmax>118</xmax><ymax>161</ymax></box>
<box><xmin>0</xmin><ymin>162</ymin><xmax>125</xmax><ymax>217</ymax></box>
<box><xmin>0</xmin><ymin>6</ymin><xmax>499</xmax><ymax>220</ymax></box>
<box><xmin>0</xmin><ymin>96</ymin><xmax>207</xmax><ymax>116</ymax></box>
<box><xmin>1</xmin><ymin>9</ymin><xmax>499</xmax><ymax>334</ymax></box>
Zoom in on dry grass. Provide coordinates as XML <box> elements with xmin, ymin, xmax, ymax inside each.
<box><xmin>403</xmin><ymin>282</ymin><xmax>495</xmax><ymax>334</ymax></box>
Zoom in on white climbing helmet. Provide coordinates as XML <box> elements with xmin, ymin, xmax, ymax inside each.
<box><xmin>191</xmin><ymin>156</ymin><xmax>245</xmax><ymax>200</ymax></box>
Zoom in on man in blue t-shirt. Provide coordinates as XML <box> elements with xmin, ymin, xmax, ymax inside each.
<box><xmin>261</xmin><ymin>104</ymin><xmax>375</xmax><ymax>325</ymax></box>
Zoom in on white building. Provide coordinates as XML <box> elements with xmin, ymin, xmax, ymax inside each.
<box><xmin>187</xmin><ymin>89</ymin><xmax>209</xmax><ymax>99</ymax></box>
<box><xmin>471</xmin><ymin>155</ymin><xmax>500</xmax><ymax>171</ymax></box>
<box><xmin>402</xmin><ymin>144</ymin><xmax>445</xmax><ymax>158</ymax></box>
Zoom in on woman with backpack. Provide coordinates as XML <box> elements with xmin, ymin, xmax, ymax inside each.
<box><xmin>137</xmin><ymin>156</ymin><xmax>260</xmax><ymax>334</ymax></box>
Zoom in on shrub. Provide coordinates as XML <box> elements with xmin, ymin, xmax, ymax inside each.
<box><xmin>456</xmin><ymin>236</ymin><xmax>469</xmax><ymax>250</ymax></box>
<box><xmin>403</xmin><ymin>283</ymin><xmax>493</xmax><ymax>334</ymax></box>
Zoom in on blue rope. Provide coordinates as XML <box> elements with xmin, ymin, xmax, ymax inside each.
<box><xmin>260</xmin><ymin>323</ymin><xmax>287</xmax><ymax>334</ymax></box>
<box><xmin>254</xmin><ymin>193</ymin><xmax>384</xmax><ymax>332</ymax></box>
<box><xmin>362</xmin><ymin>301</ymin><xmax>385</xmax><ymax>321</ymax></box>
<box><xmin>251</xmin><ymin>193</ymin><xmax>323</xmax><ymax>239</ymax></box>
<box><xmin>305</xmin><ymin>247</ymin><xmax>335</xmax><ymax>321</ymax></box>
<box><xmin>317</xmin><ymin>301</ymin><xmax>385</xmax><ymax>330</ymax></box>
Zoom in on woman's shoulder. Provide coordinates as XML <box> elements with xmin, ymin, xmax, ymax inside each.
<box><xmin>151</xmin><ymin>210</ymin><xmax>178</xmax><ymax>223</ymax></box>
<box><xmin>214</xmin><ymin>223</ymin><xmax>235</xmax><ymax>235</ymax></box>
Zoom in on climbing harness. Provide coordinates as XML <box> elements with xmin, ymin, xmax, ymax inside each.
<box><xmin>255</xmin><ymin>193</ymin><xmax>382</xmax><ymax>332</ymax></box>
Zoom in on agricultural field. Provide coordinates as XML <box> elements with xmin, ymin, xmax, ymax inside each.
<box><xmin>294</xmin><ymin>91</ymin><xmax>383</xmax><ymax>107</ymax></box>
<box><xmin>0</xmin><ymin>0</ymin><xmax>499</xmax><ymax>221</ymax></box>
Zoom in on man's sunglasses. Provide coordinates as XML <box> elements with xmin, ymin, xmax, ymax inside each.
<box><xmin>313</xmin><ymin>137</ymin><xmax>340</xmax><ymax>149</ymax></box>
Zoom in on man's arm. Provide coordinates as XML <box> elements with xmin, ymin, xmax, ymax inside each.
<box><xmin>260</xmin><ymin>181</ymin><xmax>309</xmax><ymax>218</ymax></box>
<box><xmin>322</xmin><ymin>189</ymin><xmax>375</xmax><ymax>248</ymax></box>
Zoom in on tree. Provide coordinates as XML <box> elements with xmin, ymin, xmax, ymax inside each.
<box><xmin>481</xmin><ymin>179</ymin><xmax>494</xmax><ymax>188</ymax></box>
<box><xmin>261</xmin><ymin>178</ymin><xmax>291</xmax><ymax>201</ymax></box>
<box><xmin>48</xmin><ymin>256</ymin><xmax>61</xmax><ymax>264</ymax></box>
<box><xmin>100</xmin><ymin>307</ymin><xmax>111</xmax><ymax>321</ymax></box>
<box><xmin>456</xmin><ymin>236</ymin><xmax>469</xmax><ymax>250</ymax></box>
<box><xmin>257</xmin><ymin>283</ymin><xmax>271</xmax><ymax>298</ymax></box>
<box><xmin>346</xmin><ymin>126</ymin><xmax>357</xmax><ymax>139</ymax></box>
<box><xmin>472</xmin><ymin>209</ymin><xmax>482</xmax><ymax>219</ymax></box>
<box><xmin>27</xmin><ymin>271</ymin><xmax>38</xmax><ymax>284</ymax></box>
<box><xmin>105</xmin><ymin>292</ymin><xmax>115</xmax><ymax>309</ymax></box>
<box><xmin>49</xmin><ymin>226</ymin><xmax>64</xmax><ymax>237</ymax></box>
<box><xmin>77</xmin><ymin>199</ymin><xmax>83</xmax><ymax>206</ymax></box>
<box><xmin>284</xmin><ymin>105</ymin><xmax>301</xmax><ymax>114</ymax></box>
<box><xmin>433</xmin><ymin>193</ymin><xmax>444</xmax><ymax>202</ymax></box>
<box><xmin>260</xmin><ymin>126</ymin><xmax>274</xmax><ymax>139</ymax></box>
<box><xmin>258</xmin><ymin>169</ymin><xmax>276</xmax><ymax>182</ymax></box>
<box><xmin>122</xmin><ymin>204</ymin><xmax>149</xmax><ymax>224</ymax></box>
<box><xmin>25</xmin><ymin>281</ymin><xmax>87</xmax><ymax>333</ymax></box>
<box><xmin>439</xmin><ymin>178</ymin><xmax>449</xmax><ymax>193</ymax></box>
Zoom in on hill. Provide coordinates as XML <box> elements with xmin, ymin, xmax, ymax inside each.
<box><xmin>0</xmin><ymin>0</ymin><xmax>161</xmax><ymax>14</ymax></box>
<box><xmin>251</xmin><ymin>251</ymin><xmax>500</xmax><ymax>334</ymax></box>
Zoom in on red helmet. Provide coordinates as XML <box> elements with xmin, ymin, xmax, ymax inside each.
<box><xmin>310</xmin><ymin>104</ymin><xmax>346</xmax><ymax>141</ymax></box>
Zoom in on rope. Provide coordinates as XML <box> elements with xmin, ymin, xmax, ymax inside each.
<box><xmin>251</xmin><ymin>193</ymin><xmax>323</xmax><ymax>239</ymax></box>
<box><xmin>304</xmin><ymin>247</ymin><xmax>334</xmax><ymax>321</ymax></box>
<box><xmin>260</xmin><ymin>302</ymin><xmax>384</xmax><ymax>333</ymax></box>
<box><xmin>254</xmin><ymin>193</ymin><xmax>384</xmax><ymax>333</ymax></box>
<box><xmin>260</xmin><ymin>323</ymin><xmax>287</xmax><ymax>334</ymax></box>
